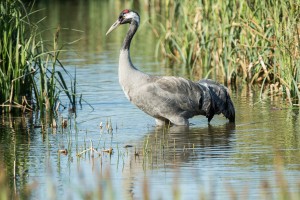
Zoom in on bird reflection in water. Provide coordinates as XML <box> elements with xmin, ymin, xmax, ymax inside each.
<box><xmin>141</xmin><ymin>123</ymin><xmax>236</xmax><ymax>165</ymax></box>
<box><xmin>122</xmin><ymin>122</ymin><xmax>236</xmax><ymax>199</ymax></box>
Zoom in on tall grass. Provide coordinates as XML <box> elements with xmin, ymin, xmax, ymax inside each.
<box><xmin>154</xmin><ymin>0</ymin><xmax>300</xmax><ymax>105</ymax></box>
<box><xmin>0</xmin><ymin>0</ymin><xmax>76</xmax><ymax>114</ymax></box>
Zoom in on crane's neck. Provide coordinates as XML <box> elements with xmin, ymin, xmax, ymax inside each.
<box><xmin>119</xmin><ymin>20</ymin><xmax>148</xmax><ymax>96</ymax></box>
<box><xmin>119</xmin><ymin>20</ymin><xmax>140</xmax><ymax>78</ymax></box>
<box><xmin>119</xmin><ymin>20</ymin><xmax>139</xmax><ymax>71</ymax></box>
<box><xmin>121</xmin><ymin>20</ymin><xmax>138</xmax><ymax>51</ymax></box>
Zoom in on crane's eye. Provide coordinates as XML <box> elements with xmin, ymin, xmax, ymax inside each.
<box><xmin>119</xmin><ymin>9</ymin><xmax>130</xmax><ymax>21</ymax></box>
<box><xmin>118</xmin><ymin>14</ymin><xmax>124</xmax><ymax>21</ymax></box>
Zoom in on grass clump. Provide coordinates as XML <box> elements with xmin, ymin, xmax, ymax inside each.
<box><xmin>0</xmin><ymin>0</ymin><xmax>76</xmax><ymax>114</ymax></box>
<box><xmin>154</xmin><ymin>0</ymin><xmax>300</xmax><ymax>105</ymax></box>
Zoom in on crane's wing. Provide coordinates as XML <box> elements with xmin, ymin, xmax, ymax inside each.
<box><xmin>129</xmin><ymin>76</ymin><xmax>234</xmax><ymax>123</ymax></box>
<box><xmin>155</xmin><ymin>76</ymin><xmax>202</xmax><ymax>113</ymax></box>
<box><xmin>133</xmin><ymin>76</ymin><xmax>206</xmax><ymax>119</ymax></box>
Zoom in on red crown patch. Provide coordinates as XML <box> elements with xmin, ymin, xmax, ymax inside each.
<box><xmin>123</xmin><ymin>9</ymin><xmax>130</xmax><ymax>14</ymax></box>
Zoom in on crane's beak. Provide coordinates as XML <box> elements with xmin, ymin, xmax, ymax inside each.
<box><xmin>106</xmin><ymin>20</ymin><xmax>121</xmax><ymax>35</ymax></box>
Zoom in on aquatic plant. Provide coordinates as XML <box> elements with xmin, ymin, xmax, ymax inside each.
<box><xmin>0</xmin><ymin>0</ymin><xmax>76</xmax><ymax>113</ymax></box>
<box><xmin>154</xmin><ymin>0</ymin><xmax>300</xmax><ymax>105</ymax></box>
<box><xmin>1</xmin><ymin>132</ymin><xmax>300</xmax><ymax>200</ymax></box>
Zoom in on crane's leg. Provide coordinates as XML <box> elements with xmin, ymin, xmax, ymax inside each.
<box><xmin>207</xmin><ymin>114</ymin><xmax>214</xmax><ymax>123</ymax></box>
<box><xmin>155</xmin><ymin>118</ymin><xmax>168</xmax><ymax>126</ymax></box>
<box><xmin>168</xmin><ymin>116</ymin><xmax>189</xmax><ymax>126</ymax></box>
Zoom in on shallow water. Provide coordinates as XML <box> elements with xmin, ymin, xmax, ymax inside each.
<box><xmin>1</xmin><ymin>1</ymin><xmax>300</xmax><ymax>199</ymax></box>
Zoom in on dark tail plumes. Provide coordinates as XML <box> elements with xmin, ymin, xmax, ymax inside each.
<box><xmin>198</xmin><ymin>79</ymin><xmax>235</xmax><ymax>123</ymax></box>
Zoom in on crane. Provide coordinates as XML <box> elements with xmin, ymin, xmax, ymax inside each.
<box><xmin>106</xmin><ymin>9</ymin><xmax>235</xmax><ymax>126</ymax></box>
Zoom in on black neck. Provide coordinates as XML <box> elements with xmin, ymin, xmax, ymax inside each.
<box><xmin>121</xmin><ymin>20</ymin><xmax>139</xmax><ymax>51</ymax></box>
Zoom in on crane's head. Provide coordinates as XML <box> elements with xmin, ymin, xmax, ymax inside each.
<box><xmin>106</xmin><ymin>9</ymin><xmax>140</xmax><ymax>35</ymax></box>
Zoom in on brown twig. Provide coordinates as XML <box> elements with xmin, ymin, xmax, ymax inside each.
<box><xmin>76</xmin><ymin>139</ymin><xmax>102</xmax><ymax>157</ymax></box>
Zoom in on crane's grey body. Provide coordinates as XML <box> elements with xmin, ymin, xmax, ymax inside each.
<box><xmin>107</xmin><ymin>9</ymin><xmax>235</xmax><ymax>126</ymax></box>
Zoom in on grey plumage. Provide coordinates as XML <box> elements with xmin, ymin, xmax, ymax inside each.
<box><xmin>106</xmin><ymin>9</ymin><xmax>235</xmax><ymax>126</ymax></box>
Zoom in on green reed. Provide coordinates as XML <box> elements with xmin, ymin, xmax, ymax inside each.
<box><xmin>0</xmin><ymin>0</ymin><xmax>76</xmax><ymax>113</ymax></box>
<box><xmin>154</xmin><ymin>0</ymin><xmax>300</xmax><ymax>104</ymax></box>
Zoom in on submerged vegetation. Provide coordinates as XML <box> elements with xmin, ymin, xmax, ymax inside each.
<box><xmin>0</xmin><ymin>0</ymin><xmax>76</xmax><ymax>114</ymax></box>
<box><xmin>0</xmin><ymin>116</ymin><xmax>300</xmax><ymax>199</ymax></box>
<box><xmin>154</xmin><ymin>0</ymin><xmax>300</xmax><ymax>105</ymax></box>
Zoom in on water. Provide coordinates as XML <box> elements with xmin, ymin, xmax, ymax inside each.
<box><xmin>1</xmin><ymin>1</ymin><xmax>300</xmax><ymax>199</ymax></box>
